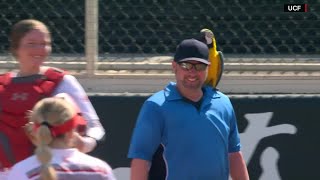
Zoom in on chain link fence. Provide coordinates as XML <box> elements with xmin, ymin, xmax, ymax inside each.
<box><xmin>99</xmin><ymin>0</ymin><xmax>320</xmax><ymax>55</ymax></box>
<box><xmin>0</xmin><ymin>0</ymin><xmax>319</xmax><ymax>75</ymax></box>
<box><xmin>0</xmin><ymin>0</ymin><xmax>85</xmax><ymax>56</ymax></box>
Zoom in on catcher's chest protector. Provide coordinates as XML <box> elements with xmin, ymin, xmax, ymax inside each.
<box><xmin>0</xmin><ymin>68</ymin><xmax>65</xmax><ymax>168</ymax></box>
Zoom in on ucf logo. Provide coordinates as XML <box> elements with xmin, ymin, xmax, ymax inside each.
<box><xmin>11</xmin><ymin>93</ymin><xmax>29</xmax><ymax>101</ymax></box>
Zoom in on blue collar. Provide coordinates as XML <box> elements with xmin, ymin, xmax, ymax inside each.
<box><xmin>164</xmin><ymin>82</ymin><xmax>220</xmax><ymax>102</ymax></box>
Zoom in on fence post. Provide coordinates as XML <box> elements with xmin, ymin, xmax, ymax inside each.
<box><xmin>85</xmin><ymin>0</ymin><xmax>99</xmax><ymax>77</ymax></box>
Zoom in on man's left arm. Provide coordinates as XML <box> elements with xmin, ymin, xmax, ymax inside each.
<box><xmin>229</xmin><ymin>151</ymin><xmax>249</xmax><ymax>180</ymax></box>
<box><xmin>226</xmin><ymin>97</ymin><xmax>249</xmax><ymax>180</ymax></box>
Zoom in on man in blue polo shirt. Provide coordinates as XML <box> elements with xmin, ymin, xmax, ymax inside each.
<box><xmin>128</xmin><ymin>38</ymin><xmax>249</xmax><ymax>180</ymax></box>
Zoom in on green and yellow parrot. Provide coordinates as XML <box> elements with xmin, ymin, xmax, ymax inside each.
<box><xmin>197</xmin><ymin>29</ymin><xmax>224</xmax><ymax>89</ymax></box>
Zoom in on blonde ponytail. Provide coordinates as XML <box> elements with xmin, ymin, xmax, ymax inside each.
<box><xmin>29</xmin><ymin>97</ymin><xmax>76</xmax><ymax>180</ymax></box>
<box><xmin>35</xmin><ymin>124</ymin><xmax>56</xmax><ymax>180</ymax></box>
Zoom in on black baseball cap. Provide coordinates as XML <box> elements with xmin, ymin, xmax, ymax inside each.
<box><xmin>174</xmin><ymin>38</ymin><xmax>210</xmax><ymax>65</ymax></box>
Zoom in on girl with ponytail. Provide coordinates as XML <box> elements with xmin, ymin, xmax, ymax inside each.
<box><xmin>7</xmin><ymin>96</ymin><xmax>116</xmax><ymax>180</ymax></box>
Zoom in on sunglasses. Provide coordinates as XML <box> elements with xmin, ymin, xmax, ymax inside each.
<box><xmin>178</xmin><ymin>62</ymin><xmax>208</xmax><ymax>71</ymax></box>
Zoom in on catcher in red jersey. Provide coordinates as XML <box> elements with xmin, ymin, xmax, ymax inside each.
<box><xmin>0</xmin><ymin>19</ymin><xmax>105</xmax><ymax>178</ymax></box>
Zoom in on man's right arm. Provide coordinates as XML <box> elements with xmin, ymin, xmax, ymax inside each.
<box><xmin>128</xmin><ymin>101</ymin><xmax>163</xmax><ymax>180</ymax></box>
<box><xmin>131</xmin><ymin>158</ymin><xmax>150</xmax><ymax>180</ymax></box>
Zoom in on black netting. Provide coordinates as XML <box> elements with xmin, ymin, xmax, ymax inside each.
<box><xmin>0</xmin><ymin>0</ymin><xmax>85</xmax><ymax>54</ymax></box>
<box><xmin>0</xmin><ymin>0</ymin><xmax>319</xmax><ymax>55</ymax></box>
<box><xmin>99</xmin><ymin>0</ymin><xmax>319</xmax><ymax>54</ymax></box>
